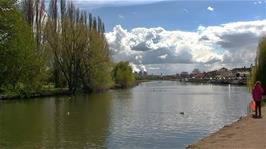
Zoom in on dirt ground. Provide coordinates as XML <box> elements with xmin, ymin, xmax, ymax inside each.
<box><xmin>187</xmin><ymin>106</ymin><xmax>266</xmax><ymax>149</ymax></box>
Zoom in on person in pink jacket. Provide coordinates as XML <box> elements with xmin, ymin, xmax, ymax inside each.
<box><xmin>252</xmin><ymin>81</ymin><xmax>264</xmax><ymax>118</ymax></box>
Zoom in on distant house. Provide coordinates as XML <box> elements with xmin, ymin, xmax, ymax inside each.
<box><xmin>204</xmin><ymin>70</ymin><xmax>217</xmax><ymax>79</ymax></box>
<box><xmin>190</xmin><ymin>68</ymin><xmax>201</xmax><ymax>78</ymax></box>
<box><xmin>218</xmin><ymin>67</ymin><xmax>228</xmax><ymax>72</ymax></box>
<box><xmin>193</xmin><ymin>73</ymin><xmax>206</xmax><ymax>79</ymax></box>
<box><xmin>216</xmin><ymin>68</ymin><xmax>234</xmax><ymax>79</ymax></box>
<box><xmin>231</xmin><ymin>67</ymin><xmax>251</xmax><ymax>78</ymax></box>
<box><xmin>180</xmin><ymin>72</ymin><xmax>189</xmax><ymax>78</ymax></box>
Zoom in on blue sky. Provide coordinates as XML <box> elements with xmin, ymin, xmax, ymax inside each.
<box><xmin>62</xmin><ymin>0</ymin><xmax>266</xmax><ymax>74</ymax></box>
<box><xmin>74</xmin><ymin>0</ymin><xmax>266</xmax><ymax>32</ymax></box>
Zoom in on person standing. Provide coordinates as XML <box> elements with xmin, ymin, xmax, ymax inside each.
<box><xmin>252</xmin><ymin>81</ymin><xmax>264</xmax><ymax>118</ymax></box>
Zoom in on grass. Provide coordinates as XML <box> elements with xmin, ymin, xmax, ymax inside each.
<box><xmin>0</xmin><ymin>84</ymin><xmax>71</xmax><ymax>100</ymax></box>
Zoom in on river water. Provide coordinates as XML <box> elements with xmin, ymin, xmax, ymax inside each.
<box><xmin>0</xmin><ymin>81</ymin><xmax>251</xmax><ymax>149</ymax></box>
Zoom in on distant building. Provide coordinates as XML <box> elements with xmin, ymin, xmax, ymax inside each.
<box><xmin>190</xmin><ymin>68</ymin><xmax>201</xmax><ymax>78</ymax></box>
<box><xmin>204</xmin><ymin>70</ymin><xmax>217</xmax><ymax>79</ymax></box>
<box><xmin>180</xmin><ymin>72</ymin><xmax>189</xmax><ymax>78</ymax></box>
<box><xmin>175</xmin><ymin>66</ymin><xmax>252</xmax><ymax>85</ymax></box>
<box><xmin>194</xmin><ymin>73</ymin><xmax>206</xmax><ymax>79</ymax></box>
<box><xmin>232</xmin><ymin>67</ymin><xmax>251</xmax><ymax>78</ymax></box>
<box><xmin>216</xmin><ymin>68</ymin><xmax>234</xmax><ymax>79</ymax></box>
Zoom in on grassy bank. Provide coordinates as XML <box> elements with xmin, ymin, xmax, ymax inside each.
<box><xmin>0</xmin><ymin>88</ymin><xmax>72</xmax><ymax>100</ymax></box>
<box><xmin>0</xmin><ymin>80</ymin><xmax>148</xmax><ymax>100</ymax></box>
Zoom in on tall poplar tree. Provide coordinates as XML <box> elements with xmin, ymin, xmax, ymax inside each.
<box><xmin>44</xmin><ymin>0</ymin><xmax>113</xmax><ymax>93</ymax></box>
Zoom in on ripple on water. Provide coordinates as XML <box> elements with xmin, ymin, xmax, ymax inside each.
<box><xmin>0</xmin><ymin>81</ymin><xmax>251</xmax><ymax>149</ymax></box>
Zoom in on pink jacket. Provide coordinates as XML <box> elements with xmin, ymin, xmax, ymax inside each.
<box><xmin>252</xmin><ymin>86</ymin><xmax>264</xmax><ymax>101</ymax></box>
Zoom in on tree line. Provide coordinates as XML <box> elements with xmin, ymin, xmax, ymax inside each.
<box><xmin>0</xmin><ymin>0</ymin><xmax>135</xmax><ymax>96</ymax></box>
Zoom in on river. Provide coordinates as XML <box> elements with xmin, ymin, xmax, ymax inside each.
<box><xmin>0</xmin><ymin>81</ymin><xmax>251</xmax><ymax>149</ymax></box>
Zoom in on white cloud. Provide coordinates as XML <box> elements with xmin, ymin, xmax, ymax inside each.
<box><xmin>130</xmin><ymin>63</ymin><xmax>147</xmax><ymax>72</ymax></box>
<box><xmin>118</xmin><ymin>14</ymin><xmax>125</xmax><ymax>19</ymax></box>
<box><xmin>105</xmin><ymin>20</ymin><xmax>266</xmax><ymax>74</ymax></box>
<box><xmin>207</xmin><ymin>6</ymin><xmax>214</xmax><ymax>12</ymax></box>
<box><xmin>197</xmin><ymin>25</ymin><xmax>206</xmax><ymax>31</ymax></box>
<box><xmin>159</xmin><ymin>54</ymin><xmax>168</xmax><ymax>59</ymax></box>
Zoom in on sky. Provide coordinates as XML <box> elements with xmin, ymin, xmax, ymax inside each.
<box><xmin>70</xmin><ymin>0</ymin><xmax>266</xmax><ymax>74</ymax></box>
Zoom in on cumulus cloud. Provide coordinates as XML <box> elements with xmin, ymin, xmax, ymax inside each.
<box><xmin>207</xmin><ymin>6</ymin><xmax>214</xmax><ymax>11</ymax></box>
<box><xmin>105</xmin><ymin>20</ymin><xmax>266</xmax><ymax>74</ymax></box>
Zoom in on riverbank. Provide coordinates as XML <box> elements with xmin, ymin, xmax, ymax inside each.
<box><xmin>0</xmin><ymin>88</ymin><xmax>72</xmax><ymax>100</ymax></box>
<box><xmin>181</xmin><ymin>78</ymin><xmax>247</xmax><ymax>86</ymax></box>
<box><xmin>0</xmin><ymin>80</ymin><xmax>148</xmax><ymax>100</ymax></box>
<box><xmin>187</xmin><ymin>104</ymin><xmax>266</xmax><ymax>149</ymax></box>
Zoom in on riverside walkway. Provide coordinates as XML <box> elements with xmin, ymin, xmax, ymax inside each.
<box><xmin>187</xmin><ymin>106</ymin><xmax>266</xmax><ymax>149</ymax></box>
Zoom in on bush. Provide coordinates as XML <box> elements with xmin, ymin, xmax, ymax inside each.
<box><xmin>113</xmin><ymin>62</ymin><xmax>135</xmax><ymax>88</ymax></box>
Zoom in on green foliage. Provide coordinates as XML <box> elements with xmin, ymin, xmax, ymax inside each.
<box><xmin>44</xmin><ymin>0</ymin><xmax>113</xmax><ymax>93</ymax></box>
<box><xmin>1</xmin><ymin>0</ymin><xmax>113</xmax><ymax>96</ymax></box>
<box><xmin>83</xmin><ymin>30</ymin><xmax>113</xmax><ymax>92</ymax></box>
<box><xmin>252</xmin><ymin>37</ymin><xmax>266</xmax><ymax>89</ymax></box>
<box><xmin>113</xmin><ymin>61</ymin><xmax>136</xmax><ymax>88</ymax></box>
<box><xmin>20</xmin><ymin>0</ymin><xmax>46</xmax><ymax>51</ymax></box>
<box><xmin>88</xmin><ymin>63</ymin><xmax>113</xmax><ymax>92</ymax></box>
<box><xmin>0</xmin><ymin>0</ymin><xmax>17</xmax><ymax>48</ymax></box>
<box><xmin>0</xmin><ymin>1</ymin><xmax>46</xmax><ymax>94</ymax></box>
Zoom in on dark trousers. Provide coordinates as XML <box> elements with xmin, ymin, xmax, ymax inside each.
<box><xmin>255</xmin><ymin>101</ymin><xmax>261</xmax><ymax>117</ymax></box>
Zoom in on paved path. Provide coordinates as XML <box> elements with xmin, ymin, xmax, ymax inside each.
<box><xmin>187</xmin><ymin>107</ymin><xmax>266</xmax><ymax>149</ymax></box>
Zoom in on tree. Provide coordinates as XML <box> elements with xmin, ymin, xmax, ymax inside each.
<box><xmin>252</xmin><ymin>37</ymin><xmax>266</xmax><ymax>89</ymax></box>
<box><xmin>0</xmin><ymin>0</ymin><xmax>113</xmax><ymax>95</ymax></box>
<box><xmin>0</xmin><ymin>0</ymin><xmax>17</xmax><ymax>48</ymax></box>
<box><xmin>113</xmin><ymin>62</ymin><xmax>135</xmax><ymax>88</ymax></box>
<box><xmin>20</xmin><ymin>0</ymin><xmax>46</xmax><ymax>51</ymax></box>
<box><xmin>44</xmin><ymin>0</ymin><xmax>113</xmax><ymax>93</ymax></box>
<box><xmin>0</xmin><ymin>0</ymin><xmax>17</xmax><ymax>88</ymax></box>
<box><xmin>0</xmin><ymin>1</ymin><xmax>46</xmax><ymax>93</ymax></box>
<box><xmin>191</xmin><ymin>68</ymin><xmax>201</xmax><ymax>75</ymax></box>
<box><xmin>81</xmin><ymin>29</ymin><xmax>113</xmax><ymax>92</ymax></box>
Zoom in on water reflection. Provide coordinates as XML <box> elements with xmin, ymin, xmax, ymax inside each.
<box><xmin>0</xmin><ymin>81</ymin><xmax>251</xmax><ymax>149</ymax></box>
<box><xmin>0</xmin><ymin>93</ymin><xmax>112</xmax><ymax>148</ymax></box>
<box><xmin>106</xmin><ymin>81</ymin><xmax>251</xmax><ymax>148</ymax></box>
